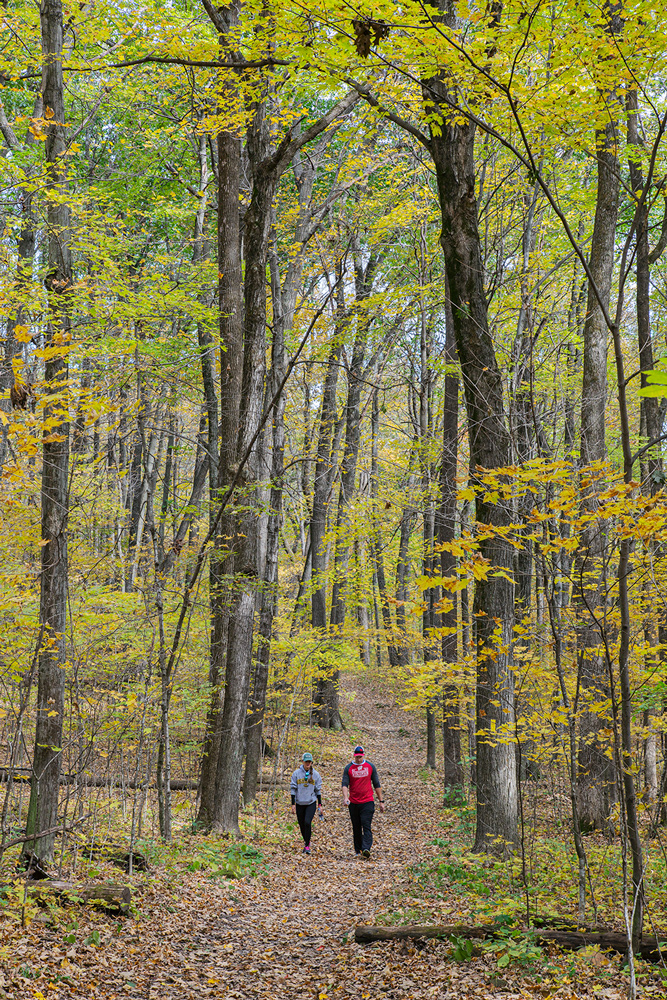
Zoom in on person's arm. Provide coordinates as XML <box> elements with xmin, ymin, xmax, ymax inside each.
<box><xmin>315</xmin><ymin>771</ymin><xmax>324</xmax><ymax>812</ymax></box>
<box><xmin>290</xmin><ymin>771</ymin><xmax>297</xmax><ymax>814</ymax></box>
<box><xmin>371</xmin><ymin>765</ymin><xmax>385</xmax><ymax>812</ymax></box>
<box><xmin>341</xmin><ymin>764</ymin><xmax>351</xmax><ymax>806</ymax></box>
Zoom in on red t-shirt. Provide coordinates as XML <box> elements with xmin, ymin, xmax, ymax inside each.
<box><xmin>342</xmin><ymin>760</ymin><xmax>380</xmax><ymax>804</ymax></box>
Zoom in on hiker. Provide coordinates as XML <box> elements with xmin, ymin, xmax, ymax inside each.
<box><xmin>341</xmin><ymin>745</ymin><xmax>385</xmax><ymax>858</ymax></box>
<box><xmin>290</xmin><ymin>752</ymin><xmax>324</xmax><ymax>854</ymax></box>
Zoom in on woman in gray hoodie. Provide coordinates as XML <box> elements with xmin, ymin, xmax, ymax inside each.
<box><xmin>290</xmin><ymin>753</ymin><xmax>324</xmax><ymax>854</ymax></box>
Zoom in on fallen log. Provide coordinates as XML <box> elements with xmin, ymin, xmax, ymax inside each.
<box><xmin>1</xmin><ymin>880</ymin><xmax>131</xmax><ymax>915</ymax></box>
<box><xmin>354</xmin><ymin>924</ymin><xmax>666</xmax><ymax>962</ymax></box>
<box><xmin>355</xmin><ymin>924</ymin><xmax>488</xmax><ymax>944</ymax></box>
<box><xmin>0</xmin><ymin>770</ymin><xmax>199</xmax><ymax>791</ymax></box>
<box><xmin>0</xmin><ymin>770</ymin><xmax>286</xmax><ymax>791</ymax></box>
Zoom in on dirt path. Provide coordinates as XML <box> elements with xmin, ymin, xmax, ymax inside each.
<box><xmin>1</xmin><ymin>678</ymin><xmax>632</xmax><ymax>998</ymax></box>
<box><xmin>135</xmin><ymin>679</ymin><xmax>447</xmax><ymax>1000</ymax></box>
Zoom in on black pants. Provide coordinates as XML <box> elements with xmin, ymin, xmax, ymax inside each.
<box><xmin>295</xmin><ymin>802</ymin><xmax>317</xmax><ymax>846</ymax></box>
<box><xmin>348</xmin><ymin>801</ymin><xmax>375</xmax><ymax>853</ymax></box>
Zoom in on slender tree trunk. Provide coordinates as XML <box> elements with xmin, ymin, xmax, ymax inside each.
<box><xmin>371</xmin><ymin>389</ymin><xmax>400</xmax><ymax>668</ymax></box>
<box><xmin>321</xmin><ymin>255</ymin><xmax>376</xmax><ymax>725</ymax></box>
<box><xmin>242</xmin><ymin>245</ymin><xmax>288</xmax><ymax>804</ymax></box>
<box><xmin>395</xmin><ymin>487</ymin><xmax>416</xmax><ymax>667</ymax></box>
<box><xmin>24</xmin><ymin>0</ymin><xmax>72</xmax><ymax>863</ymax></box>
<box><xmin>0</xmin><ymin>92</ymin><xmax>42</xmax><ymax>469</ymax></box>
<box><xmin>439</xmin><ymin>287</ymin><xmax>463</xmax><ymax>797</ymax></box>
<box><xmin>419</xmin><ymin>300</ymin><xmax>438</xmax><ymax>771</ymax></box>
<box><xmin>311</xmin><ymin>281</ymin><xmax>345</xmax><ymax>727</ymax></box>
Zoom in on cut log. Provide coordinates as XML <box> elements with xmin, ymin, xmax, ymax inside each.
<box><xmin>354</xmin><ymin>924</ymin><xmax>666</xmax><ymax>962</ymax></box>
<box><xmin>1</xmin><ymin>880</ymin><xmax>131</xmax><ymax>915</ymax></box>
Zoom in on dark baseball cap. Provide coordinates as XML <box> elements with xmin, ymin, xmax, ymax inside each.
<box><xmin>353</xmin><ymin>745</ymin><xmax>364</xmax><ymax>755</ymax></box>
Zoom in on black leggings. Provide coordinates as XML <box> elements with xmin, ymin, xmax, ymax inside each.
<box><xmin>295</xmin><ymin>802</ymin><xmax>317</xmax><ymax>845</ymax></box>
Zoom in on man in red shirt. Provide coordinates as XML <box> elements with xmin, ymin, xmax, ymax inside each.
<box><xmin>341</xmin><ymin>745</ymin><xmax>385</xmax><ymax>858</ymax></box>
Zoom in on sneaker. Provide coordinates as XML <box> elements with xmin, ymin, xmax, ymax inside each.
<box><xmin>362</xmin><ymin>848</ymin><xmax>371</xmax><ymax>858</ymax></box>
<box><xmin>304</xmin><ymin>844</ymin><xmax>311</xmax><ymax>854</ymax></box>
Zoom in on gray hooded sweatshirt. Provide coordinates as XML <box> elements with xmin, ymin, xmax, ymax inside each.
<box><xmin>290</xmin><ymin>764</ymin><xmax>322</xmax><ymax>806</ymax></box>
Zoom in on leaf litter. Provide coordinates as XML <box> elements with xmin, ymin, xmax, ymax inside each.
<box><xmin>0</xmin><ymin>680</ymin><xmax>661</xmax><ymax>998</ymax></box>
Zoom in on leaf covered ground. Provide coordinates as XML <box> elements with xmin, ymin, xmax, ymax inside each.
<box><xmin>0</xmin><ymin>680</ymin><xmax>664</xmax><ymax>999</ymax></box>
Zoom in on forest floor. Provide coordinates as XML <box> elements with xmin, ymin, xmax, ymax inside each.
<box><xmin>0</xmin><ymin>676</ymin><xmax>662</xmax><ymax>999</ymax></box>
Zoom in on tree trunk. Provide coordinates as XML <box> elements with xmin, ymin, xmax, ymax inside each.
<box><xmin>24</xmin><ymin>0</ymin><xmax>72</xmax><ymax>864</ymax></box>
<box><xmin>197</xmin><ymin>2</ymin><xmax>243</xmax><ymax>829</ymax></box>
<box><xmin>575</xmin><ymin>102</ymin><xmax>620</xmax><ymax>834</ymax></box>
<box><xmin>242</xmin><ymin>247</ymin><xmax>287</xmax><ymax>805</ymax></box>
<box><xmin>311</xmin><ymin>281</ymin><xmax>345</xmax><ymax>727</ymax></box>
<box><xmin>395</xmin><ymin>497</ymin><xmax>416</xmax><ymax>667</ymax></box>
<box><xmin>439</xmin><ymin>286</ymin><xmax>463</xmax><ymax>797</ymax></box>
<box><xmin>371</xmin><ymin>389</ymin><xmax>400</xmax><ymax>668</ymax></box>
<box><xmin>0</xmin><ymin>92</ymin><xmax>42</xmax><ymax>469</ymax></box>
<box><xmin>321</xmin><ymin>254</ymin><xmax>376</xmax><ymax>726</ymax></box>
<box><xmin>211</xmin><ymin>108</ymin><xmax>275</xmax><ymax>834</ymax></box>
<box><xmin>427</xmin><ymin>49</ymin><xmax>517</xmax><ymax>851</ymax></box>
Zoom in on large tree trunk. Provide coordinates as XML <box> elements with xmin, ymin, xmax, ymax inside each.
<box><xmin>211</xmin><ymin>90</ymin><xmax>358</xmax><ymax>827</ymax></box>
<box><xmin>427</xmin><ymin>47</ymin><xmax>517</xmax><ymax>851</ymax></box>
<box><xmin>575</xmin><ymin>99</ymin><xmax>620</xmax><ymax>834</ymax></box>
<box><xmin>211</xmin><ymin>96</ymin><xmax>275</xmax><ymax>834</ymax></box>
<box><xmin>196</xmin><ymin>1</ymin><xmax>243</xmax><ymax>830</ymax></box>
<box><xmin>23</xmin><ymin>0</ymin><xmax>72</xmax><ymax>863</ymax></box>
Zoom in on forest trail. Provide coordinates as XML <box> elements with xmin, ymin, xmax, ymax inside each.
<box><xmin>133</xmin><ymin>678</ymin><xmax>457</xmax><ymax>1000</ymax></box>
<box><xmin>3</xmin><ymin>679</ymin><xmax>623</xmax><ymax>999</ymax></box>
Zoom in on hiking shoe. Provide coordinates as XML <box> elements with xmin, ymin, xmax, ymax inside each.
<box><xmin>362</xmin><ymin>849</ymin><xmax>371</xmax><ymax>859</ymax></box>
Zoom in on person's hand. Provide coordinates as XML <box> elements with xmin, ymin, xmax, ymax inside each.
<box><xmin>291</xmin><ymin>804</ymin><xmax>296</xmax><ymax>815</ymax></box>
<box><xmin>379</xmin><ymin>802</ymin><xmax>385</xmax><ymax>814</ymax></box>
<box><xmin>343</xmin><ymin>797</ymin><xmax>350</xmax><ymax>807</ymax></box>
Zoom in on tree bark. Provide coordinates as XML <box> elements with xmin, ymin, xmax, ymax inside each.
<box><xmin>575</xmin><ymin>89</ymin><xmax>621</xmax><ymax>834</ymax></box>
<box><xmin>427</xmin><ymin>49</ymin><xmax>518</xmax><ymax>851</ymax></box>
<box><xmin>439</xmin><ymin>286</ymin><xmax>463</xmax><ymax>796</ymax></box>
<box><xmin>23</xmin><ymin>0</ymin><xmax>72</xmax><ymax>864</ymax></box>
<box><xmin>353</xmin><ymin>922</ymin><xmax>666</xmax><ymax>961</ymax></box>
<box><xmin>196</xmin><ymin>0</ymin><xmax>243</xmax><ymax>830</ymax></box>
<box><xmin>311</xmin><ymin>279</ymin><xmax>345</xmax><ymax>727</ymax></box>
<box><xmin>371</xmin><ymin>389</ymin><xmax>400</xmax><ymax>668</ymax></box>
